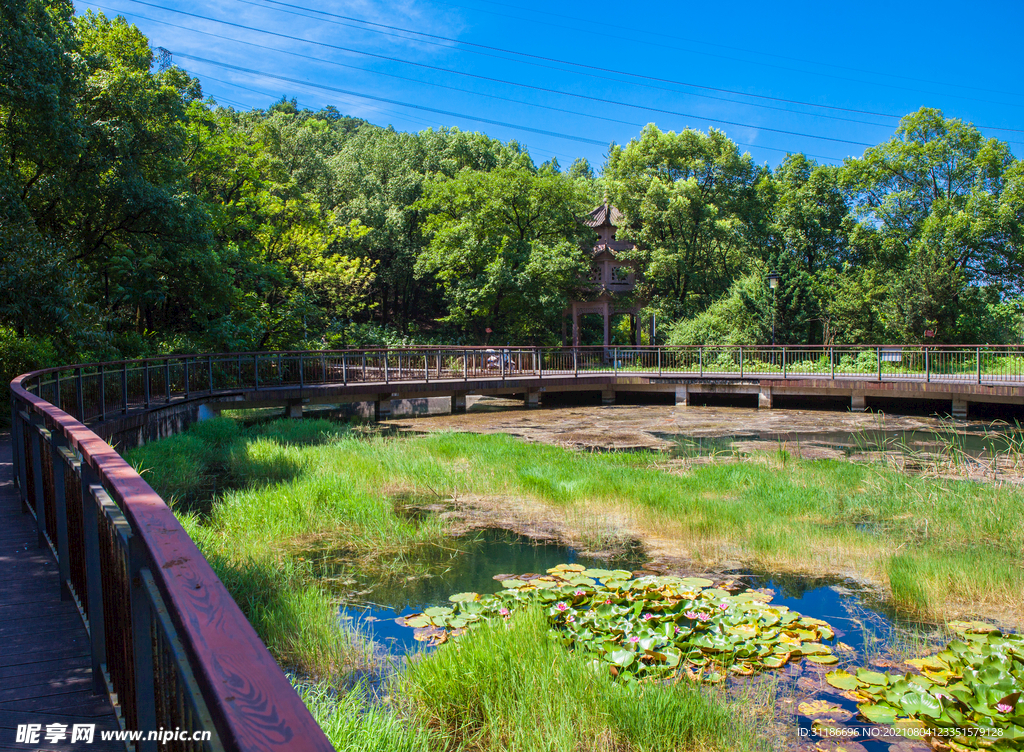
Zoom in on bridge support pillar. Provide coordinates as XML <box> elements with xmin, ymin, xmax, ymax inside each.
<box><xmin>601</xmin><ymin>389</ymin><xmax>615</xmax><ymax>406</ymax></box>
<box><xmin>758</xmin><ymin>387</ymin><xmax>773</xmax><ymax>409</ymax></box>
<box><xmin>451</xmin><ymin>392</ymin><xmax>467</xmax><ymax>414</ymax></box>
<box><xmin>374</xmin><ymin>394</ymin><xmax>392</xmax><ymax>421</ymax></box>
<box><xmin>952</xmin><ymin>398</ymin><xmax>968</xmax><ymax>420</ymax></box>
<box><xmin>286</xmin><ymin>402</ymin><xmax>303</xmax><ymax>419</ymax></box>
<box><xmin>675</xmin><ymin>386</ymin><xmax>689</xmax><ymax>407</ymax></box>
<box><xmin>851</xmin><ymin>394</ymin><xmax>867</xmax><ymax>412</ymax></box>
<box><xmin>525</xmin><ymin>389</ymin><xmax>541</xmax><ymax>408</ymax></box>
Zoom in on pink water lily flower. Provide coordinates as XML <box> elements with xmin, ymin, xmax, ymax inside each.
<box><xmin>684</xmin><ymin>611</ymin><xmax>699</xmax><ymax>620</ymax></box>
<box><xmin>555</xmin><ymin>602</ymin><xmax>569</xmax><ymax>612</ymax></box>
<box><xmin>997</xmin><ymin>703</ymin><xmax>1013</xmax><ymax>714</ymax></box>
<box><xmin>604</xmin><ymin>599</ymin><xmax>612</xmax><ymax>604</ymax></box>
<box><xmin>697</xmin><ymin>613</ymin><xmax>711</xmax><ymax>622</ymax></box>
<box><xmin>719</xmin><ymin>603</ymin><xmax>728</xmax><ymax>610</ymax></box>
<box><xmin>499</xmin><ymin>607</ymin><xmax>510</xmax><ymax>617</ymax></box>
<box><xmin>574</xmin><ymin>589</ymin><xmax>586</xmax><ymax>596</ymax></box>
<box><xmin>629</xmin><ymin>635</ymin><xmax>641</xmax><ymax>643</ymax></box>
<box><xmin>642</xmin><ymin>613</ymin><xmax>655</xmax><ymax>621</ymax></box>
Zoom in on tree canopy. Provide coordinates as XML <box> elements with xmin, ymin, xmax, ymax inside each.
<box><xmin>3</xmin><ymin>0</ymin><xmax>1024</xmax><ymax>400</ymax></box>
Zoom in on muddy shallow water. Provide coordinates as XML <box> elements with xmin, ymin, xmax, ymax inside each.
<box><xmin>384</xmin><ymin>400</ymin><xmax>974</xmax><ymax>449</ymax></box>
<box><xmin>385</xmin><ymin>400</ymin><xmax>1024</xmax><ymax>476</ymax></box>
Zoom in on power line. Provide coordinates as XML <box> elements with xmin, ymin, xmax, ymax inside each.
<box><xmin>457</xmin><ymin>0</ymin><xmax>1024</xmax><ymax>101</ymax></box>
<box><xmin>435</xmin><ymin>0</ymin><xmax>1024</xmax><ymax>114</ymax></box>
<box><xmin>174</xmin><ymin>53</ymin><xmax>609</xmax><ymax>146</ymax></box>
<box><xmin>245</xmin><ymin>0</ymin><xmax>896</xmax><ymax>129</ymax></box>
<box><xmin>115</xmin><ymin>0</ymin><xmax>877</xmax><ymax>148</ymax></box>
<box><xmin>254</xmin><ymin>0</ymin><xmax>1024</xmax><ymax>136</ymax></box>
<box><xmin>113</xmin><ymin>0</ymin><xmax>849</xmax><ymax>158</ymax></box>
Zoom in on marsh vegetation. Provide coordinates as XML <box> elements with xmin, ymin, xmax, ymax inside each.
<box><xmin>127</xmin><ymin>415</ymin><xmax>1024</xmax><ymax>750</ymax></box>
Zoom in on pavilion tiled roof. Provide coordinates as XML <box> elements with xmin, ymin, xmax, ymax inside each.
<box><xmin>583</xmin><ymin>202</ymin><xmax>624</xmax><ymax>228</ymax></box>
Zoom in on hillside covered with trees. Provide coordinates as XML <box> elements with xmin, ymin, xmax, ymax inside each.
<box><xmin>4</xmin><ymin>1</ymin><xmax>1024</xmax><ymax>391</ymax></box>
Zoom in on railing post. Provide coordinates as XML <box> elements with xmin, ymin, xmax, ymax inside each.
<box><xmin>384</xmin><ymin>352</ymin><xmax>390</xmax><ymax>384</ymax></box>
<box><xmin>99</xmin><ymin>367</ymin><xmax>106</xmax><ymax>422</ymax></box>
<box><xmin>128</xmin><ymin>536</ymin><xmax>157</xmax><ymax>752</ymax></box>
<box><xmin>208</xmin><ymin>355</ymin><xmax>214</xmax><ymax>392</ymax></box>
<box><xmin>164</xmin><ymin>359</ymin><xmax>171</xmax><ymax>403</ymax></box>
<box><xmin>501</xmin><ymin>349</ymin><xmax>506</xmax><ymax>380</ymax></box>
<box><xmin>437</xmin><ymin>351</ymin><xmax>443</xmax><ymax>379</ymax></box>
<box><xmin>121</xmin><ymin>362</ymin><xmax>128</xmax><ymax>415</ymax></box>
<box><xmin>54</xmin><ymin>370</ymin><xmax>61</xmax><ymax>410</ymax></box>
<box><xmin>29</xmin><ymin>417</ymin><xmax>46</xmax><ymax>548</ymax></box>
<box><xmin>424</xmin><ymin>353</ymin><xmax>429</xmax><ymax>383</ymax></box>
<box><xmin>699</xmin><ymin>347</ymin><xmax>703</xmax><ymax>377</ymax></box>
<box><xmin>464</xmin><ymin>350</ymin><xmax>469</xmax><ymax>381</ymax></box>
<box><xmin>254</xmin><ymin>354</ymin><xmax>260</xmax><ymax>391</ymax></box>
<box><xmin>14</xmin><ymin>408</ymin><xmax>29</xmax><ymax>511</ymax></box>
<box><xmin>739</xmin><ymin>347</ymin><xmax>743</xmax><ymax>378</ymax></box>
<box><xmin>184</xmin><ymin>358</ymin><xmax>190</xmax><ymax>399</ymax></box>
<box><xmin>237</xmin><ymin>354</ymin><xmax>243</xmax><ymax>388</ymax></box>
<box><xmin>10</xmin><ymin>398</ymin><xmax>21</xmax><ymax>506</ymax></box>
<box><xmin>830</xmin><ymin>347</ymin><xmax>835</xmax><ymax>380</ymax></box>
<box><xmin>143</xmin><ymin>362</ymin><xmax>150</xmax><ymax>409</ymax></box>
<box><xmin>977</xmin><ymin>347</ymin><xmax>982</xmax><ymax>384</ymax></box>
<box><xmin>299</xmin><ymin>354</ymin><xmax>305</xmax><ymax>388</ymax></box>
<box><xmin>925</xmin><ymin>347</ymin><xmax>930</xmax><ymax>383</ymax></box>
<box><xmin>877</xmin><ymin>346</ymin><xmax>882</xmax><ymax>382</ymax></box>
<box><xmin>50</xmin><ymin>432</ymin><xmax>72</xmax><ymax>601</ymax></box>
<box><xmin>80</xmin><ymin>468</ymin><xmax>108</xmax><ymax>694</ymax></box>
<box><xmin>614</xmin><ymin>347</ymin><xmax>618</xmax><ymax>376</ymax></box>
<box><xmin>341</xmin><ymin>354</ymin><xmax>347</xmax><ymax>385</ymax></box>
<box><xmin>76</xmin><ymin>367</ymin><xmax>85</xmax><ymax>422</ymax></box>
<box><xmin>573</xmin><ymin>348</ymin><xmax>578</xmax><ymax>377</ymax></box>
<box><xmin>657</xmin><ymin>347</ymin><xmax>662</xmax><ymax>376</ymax></box>
<box><xmin>782</xmin><ymin>346</ymin><xmax>787</xmax><ymax>378</ymax></box>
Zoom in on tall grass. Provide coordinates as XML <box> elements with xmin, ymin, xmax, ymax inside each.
<box><xmin>404</xmin><ymin>606</ymin><xmax>759</xmax><ymax>752</ymax></box>
<box><xmin>298</xmin><ymin>681</ymin><xmax>435</xmax><ymax>752</ymax></box>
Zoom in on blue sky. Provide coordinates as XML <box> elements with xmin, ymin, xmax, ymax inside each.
<box><xmin>73</xmin><ymin>0</ymin><xmax>1024</xmax><ymax>170</ymax></box>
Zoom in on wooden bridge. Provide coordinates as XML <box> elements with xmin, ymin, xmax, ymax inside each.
<box><xmin>8</xmin><ymin>344</ymin><xmax>1024</xmax><ymax>750</ymax></box>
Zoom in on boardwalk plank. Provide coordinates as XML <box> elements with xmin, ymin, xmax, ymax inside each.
<box><xmin>0</xmin><ymin>435</ymin><xmax>117</xmax><ymax>741</ymax></box>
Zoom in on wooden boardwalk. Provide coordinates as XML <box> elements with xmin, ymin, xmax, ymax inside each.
<box><xmin>0</xmin><ymin>435</ymin><xmax>122</xmax><ymax>752</ymax></box>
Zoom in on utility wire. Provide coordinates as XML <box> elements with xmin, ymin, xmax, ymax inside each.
<box><xmin>244</xmin><ymin>0</ymin><xmax>894</xmax><ymax>129</ymax></box>
<box><xmin>456</xmin><ymin>0</ymin><xmax>1024</xmax><ymax>100</ymax></box>
<box><xmin>174</xmin><ymin>53</ymin><xmax>609</xmax><ymax>146</ymax></box>
<box><xmin>114</xmin><ymin>0</ymin><xmax>876</xmax><ymax>148</ymax></box>
<box><xmin>254</xmin><ymin>0</ymin><xmax>1024</xmax><ymax>135</ymax></box>
<box><xmin>118</xmin><ymin>0</ymin><xmax>859</xmax><ymax>156</ymax></box>
<box><xmin>433</xmin><ymin>0</ymin><xmax>1024</xmax><ymax>114</ymax></box>
<box><xmin>458</xmin><ymin>0</ymin><xmax>1024</xmax><ymax>97</ymax></box>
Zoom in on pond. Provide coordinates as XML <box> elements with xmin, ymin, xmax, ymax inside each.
<box><xmin>340</xmin><ymin>528</ymin><xmax>951</xmax><ymax>751</ymax></box>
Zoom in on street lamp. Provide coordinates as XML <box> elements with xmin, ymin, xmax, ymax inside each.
<box><xmin>767</xmin><ymin>272</ymin><xmax>780</xmax><ymax>346</ymax></box>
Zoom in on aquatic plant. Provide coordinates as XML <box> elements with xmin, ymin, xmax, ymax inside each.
<box><xmin>826</xmin><ymin>621</ymin><xmax>1023</xmax><ymax>750</ymax></box>
<box><xmin>398</xmin><ymin>564</ymin><xmax>836</xmax><ymax>683</ymax></box>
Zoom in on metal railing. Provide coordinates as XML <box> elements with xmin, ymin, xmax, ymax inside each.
<box><xmin>10</xmin><ymin>385</ymin><xmax>334</xmax><ymax>750</ymax></box>
<box><xmin>16</xmin><ymin>345</ymin><xmax>1024</xmax><ymax>424</ymax></box>
<box><xmin>10</xmin><ymin>342</ymin><xmax>1024</xmax><ymax>750</ymax></box>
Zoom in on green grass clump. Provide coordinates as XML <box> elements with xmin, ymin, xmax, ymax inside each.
<box><xmin>298</xmin><ymin>682</ymin><xmax>435</xmax><ymax>752</ymax></box>
<box><xmin>404</xmin><ymin>606</ymin><xmax>758</xmax><ymax>752</ymax></box>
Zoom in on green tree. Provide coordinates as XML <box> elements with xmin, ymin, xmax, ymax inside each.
<box><xmin>606</xmin><ymin>125</ymin><xmax>762</xmax><ymax>321</ymax></box>
<box><xmin>842</xmin><ymin>107</ymin><xmax>1017</xmax><ymax>341</ymax></box>
<box><xmin>415</xmin><ymin>164</ymin><xmax>593</xmax><ymax>342</ymax></box>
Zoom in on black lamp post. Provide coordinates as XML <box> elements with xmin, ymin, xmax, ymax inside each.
<box><xmin>767</xmin><ymin>272</ymin><xmax>780</xmax><ymax>346</ymax></box>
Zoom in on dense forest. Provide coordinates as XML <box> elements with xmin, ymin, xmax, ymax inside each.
<box><xmin>4</xmin><ymin>1</ymin><xmax>1024</xmax><ymax>394</ymax></box>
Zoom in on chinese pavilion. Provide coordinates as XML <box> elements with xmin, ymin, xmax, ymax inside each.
<box><xmin>564</xmin><ymin>203</ymin><xmax>645</xmax><ymax>348</ymax></box>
